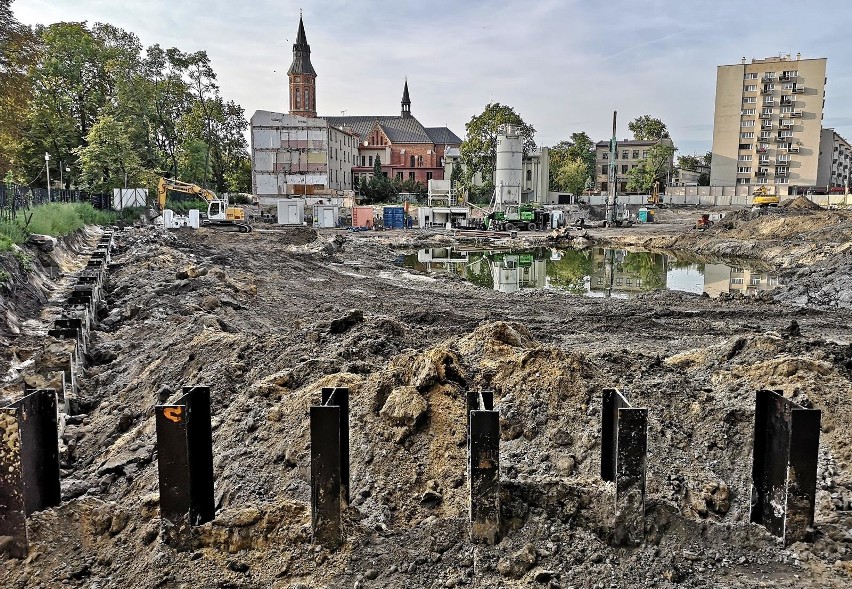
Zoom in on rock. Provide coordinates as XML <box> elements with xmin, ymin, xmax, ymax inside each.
<box><xmin>28</xmin><ymin>234</ymin><xmax>57</xmax><ymax>252</ymax></box>
<box><xmin>379</xmin><ymin>386</ymin><xmax>427</xmax><ymax>428</ymax></box>
<box><xmin>497</xmin><ymin>544</ymin><xmax>537</xmax><ymax>579</ymax></box>
<box><xmin>213</xmin><ymin>507</ymin><xmax>263</xmax><ymax>527</ymax></box>
<box><xmin>534</xmin><ymin>570</ymin><xmax>556</xmax><ymax>583</ymax></box>
<box><xmin>420</xmin><ymin>490</ymin><xmax>442</xmax><ymax>507</ymax></box>
<box><xmin>227</xmin><ymin>560</ymin><xmax>249</xmax><ymax>573</ymax></box>
<box><xmin>364</xmin><ymin>569</ymin><xmax>379</xmax><ymax>580</ymax></box>
<box><xmin>329</xmin><ymin>309</ymin><xmax>364</xmax><ymax>334</ymax></box>
<box><xmin>201</xmin><ymin>296</ymin><xmax>221</xmax><ymax>310</ymax></box>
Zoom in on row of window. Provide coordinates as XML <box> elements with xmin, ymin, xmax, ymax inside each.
<box><xmin>601</xmin><ymin>149</ymin><xmax>650</xmax><ymax>160</ymax></box>
<box><xmin>601</xmin><ymin>164</ymin><xmax>640</xmax><ymax>174</ymax></box>
<box><xmin>594</xmin><ymin>277</ymin><xmax>643</xmax><ymax>287</ymax></box>
<box><xmin>356</xmin><ymin>154</ymin><xmax>429</xmax><ymax>168</ymax></box>
<box><xmin>740</xmin><ymin>131</ymin><xmax>795</xmax><ymax>140</ymax></box>
<box><xmin>738</xmin><ymin>177</ymin><xmax>790</xmax><ymax>184</ymax></box>
<box><xmin>744</xmin><ymin>70</ymin><xmax>799</xmax><ymax>80</ymax></box>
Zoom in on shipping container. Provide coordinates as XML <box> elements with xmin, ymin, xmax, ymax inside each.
<box><xmin>383</xmin><ymin>206</ymin><xmax>405</xmax><ymax>229</ymax></box>
<box><xmin>352</xmin><ymin>206</ymin><xmax>375</xmax><ymax>228</ymax></box>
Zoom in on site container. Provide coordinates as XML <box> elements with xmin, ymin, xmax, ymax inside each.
<box><xmin>383</xmin><ymin>206</ymin><xmax>405</xmax><ymax>229</ymax></box>
<box><xmin>277</xmin><ymin>198</ymin><xmax>305</xmax><ymax>225</ymax></box>
<box><xmin>352</xmin><ymin>206</ymin><xmax>374</xmax><ymax>228</ymax></box>
<box><xmin>313</xmin><ymin>205</ymin><xmax>339</xmax><ymax>228</ymax></box>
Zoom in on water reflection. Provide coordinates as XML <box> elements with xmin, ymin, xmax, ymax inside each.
<box><xmin>399</xmin><ymin>247</ymin><xmax>781</xmax><ymax>298</ymax></box>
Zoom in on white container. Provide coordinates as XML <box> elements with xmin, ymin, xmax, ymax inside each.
<box><xmin>188</xmin><ymin>209</ymin><xmax>201</xmax><ymax>229</ymax></box>
<box><xmin>313</xmin><ymin>205</ymin><xmax>339</xmax><ymax>228</ymax></box>
<box><xmin>277</xmin><ymin>198</ymin><xmax>305</xmax><ymax>225</ymax></box>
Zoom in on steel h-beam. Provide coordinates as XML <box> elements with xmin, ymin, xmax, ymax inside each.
<box><xmin>601</xmin><ymin>388</ymin><xmax>648</xmax><ymax>546</ymax></box>
<box><xmin>750</xmin><ymin>389</ymin><xmax>821</xmax><ymax>545</ymax></box>
<box><xmin>311</xmin><ymin>387</ymin><xmax>349</xmax><ymax>548</ymax></box>
<box><xmin>0</xmin><ymin>390</ymin><xmax>61</xmax><ymax>559</ymax></box>
<box><xmin>469</xmin><ymin>391</ymin><xmax>499</xmax><ymax>544</ymax></box>
<box><xmin>155</xmin><ymin>386</ymin><xmax>214</xmax><ymax>550</ymax></box>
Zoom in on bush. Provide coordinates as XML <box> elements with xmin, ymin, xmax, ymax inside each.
<box><xmin>166</xmin><ymin>199</ymin><xmax>208</xmax><ymax>214</ymax></box>
<box><xmin>0</xmin><ymin>202</ymin><xmax>120</xmax><ymax>251</ymax></box>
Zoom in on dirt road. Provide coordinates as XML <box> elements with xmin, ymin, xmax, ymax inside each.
<box><xmin>1</xmin><ymin>204</ymin><xmax>851</xmax><ymax>588</ymax></box>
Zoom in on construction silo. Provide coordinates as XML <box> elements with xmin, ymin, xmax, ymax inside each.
<box><xmin>495</xmin><ymin>125</ymin><xmax>523</xmax><ymax>206</ymax></box>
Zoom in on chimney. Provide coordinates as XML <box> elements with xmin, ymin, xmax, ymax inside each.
<box><xmin>741</xmin><ymin>57</ymin><xmax>746</xmax><ymax>64</ymax></box>
<box><xmin>796</xmin><ymin>52</ymin><xmax>801</xmax><ymax>60</ymax></box>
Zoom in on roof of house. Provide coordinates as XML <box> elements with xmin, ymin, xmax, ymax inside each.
<box><xmin>287</xmin><ymin>17</ymin><xmax>316</xmax><ymax>76</ymax></box>
<box><xmin>323</xmin><ymin>115</ymin><xmax>461</xmax><ymax>145</ymax></box>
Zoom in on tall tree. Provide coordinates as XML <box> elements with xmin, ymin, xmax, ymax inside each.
<box><xmin>460</xmin><ymin>103</ymin><xmax>535</xmax><ymax>191</ymax></box>
<box><xmin>554</xmin><ymin>157</ymin><xmax>588</xmax><ymax>196</ymax></box>
<box><xmin>627</xmin><ymin>143</ymin><xmax>676</xmax><ymax>192</ymax></box>
<box><xmin>549</xmin><ymin>131</ymin><xmax>595</xmax><ymax>192</ymax></box>
<box><xmin>0</xmin><ymin>0</ymin><xmax>38</xmax><ymax>175</ymax></box>
<box><xmin>76</xmin><ymin>114</ymin><xmax>143</xmax><ymax>192</ymax></box>
<box><xmin>628</xmin><ymin>115</ymin><xmax>670</xmax><ymax>141</ymax></box>
<box><xmin>677</xmin><ymin>154</ymin><xmax>701</xmax><ymax>171</ymax></box>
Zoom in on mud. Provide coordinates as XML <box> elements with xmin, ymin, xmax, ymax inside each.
<box><xmin>0</xmin><ymin>205</ymin><xmax>851</xmax><ymax>588</ymax></box>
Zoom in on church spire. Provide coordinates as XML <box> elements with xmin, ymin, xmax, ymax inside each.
<box><xmin>288</xmin><ymin>15</ymin><xmax>317</xmax><ymax>117</ymax></box>
<box><xmin>401</xmin><ymin>79</ymin><xmax>411</xmax><ymax>118</ymax></box>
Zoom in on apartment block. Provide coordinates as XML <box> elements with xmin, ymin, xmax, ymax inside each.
<box><xmin>817</xmin><ymin>129</ymin><xmax>851</xmax><ymax>188</ymax></box>
<box><xmin>710</xmin><ymin>54</ymin><xmax>827</xmax><ymax>195</ymax></box>
<box><xmin>594</xmin><ymin>138</ymin><xmax>675</xmax><ymax>193</ymax></box>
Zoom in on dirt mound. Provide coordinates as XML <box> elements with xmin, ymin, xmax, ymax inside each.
<box><xmin>783</xmin><ymin>195</ymin><xmax>823</xmax><ymax>210</ymax></box>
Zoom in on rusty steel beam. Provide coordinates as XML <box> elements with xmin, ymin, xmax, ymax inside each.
<box><xmin>469</xmin><ymin>408</ymin><xmax>500</xmax><ymax>544</ymax></box>
<box><xmin>601</xmin><ymin>388</ymin><xmax>627</xmax><ymax>483</ymax></box>
<box><xmin>0</xmin><ymin>390</ymin><xmax>61</xmax><ymax>559</ymax></box>
<box><xmin>155</xmin><ymin>386</ymin><xmax>214</xmax><ymax>550</ymax></box>
<box><xmin>311</xmin><ymin>405</ymin><xmax>342</xmax><ymax>548</ymax></box>
<box><xmin>750</xmin><ymin>389</ymin><xmax>821</xmax><ymax>545</ymax></box>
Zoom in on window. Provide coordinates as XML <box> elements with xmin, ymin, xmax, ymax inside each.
<box><xmin>742</xmin><ymin>120</ymin><xmax>755</xmax><ymax>127</ymax></box>
<box><xmin>295</xmin><ymin>91</ymin><xmax>301</xmax><ymax>109</ymax></box>
<box><xmin>761</xmin><ymin>107</ymin><xmax>773</xmax><ymax>115</ymax></box>
<box><xmin>763</xmin><ymin>97</ymin><xmax>774</xmax><ymax>104</ymax></box>
<box><xmin>596</xmin><ymin>277</ymin><xmax>603</xmax><ymax>286</ymax></box>
<box><xmin>426</xmin><ymin>171</ymin><xmax>433</xmax><ymax>181</ymax></box>
<box><xmin>777</xmin><ymin>155</ymin><xmax>789</xmax><ymax>163</ymax></box>
<box><xmin>739</xmin><ymin>155</ymin><xmax>752</xmax><ymax>161</ymax></box>
<box><xmin>396</xmin><ymin>172</ymin><xmax>403</xmax><ymax>180</ymax></box>
<box><xmin>742</xmin><ymin>108</ymin><xmax>756</xmax><ymax>115</ymax></box>
<box><xmin>633</xmin><ymin>150</ymin><xmax>640</xmax><ymax>158</ymax></box>
<box><xmin>764</xmin><ymin>72</ymin><xmax>775</xmax><ymax>79</ymax></box>
<box><xmin>409</xmin><ymin>172</ymin><xmax>415</xmax><ymax>180</ymax></box>
<box><xmin>368</xmin><ymin>156</ymin><xmax>373</xmax><ymax>166</ymax></box>
<box><xmin>744</xmin><ymin>85</ymin><xmax>757</xmax><ymax>92</ymax></box>
<box><xmin>737</xmin><ymin>166</ymin><xmax>751</xmax><ymax>173</ymax></box>
<box><xmin>304</xmin><ymin>88</ymin><xmax>310</xmax><ymax>109</ymax></box>
<box><xmin>526</xmin><ymin>170</ymin><xmax>532</xmax><ymax>181</ymax></box>
<box><xmin>737</xmin><ymin>178</ymin><xmax>751</xmax><ymax>184</ymax></box>
<box><xmin>744</xmin><ymin>72</ymin><xmax>758</xmax><ymax>80</ymax></box>
<box><xmin>601</xmin><ymin>165</ymin><xmax>608</xmax><ymax>174</ymax></box>
<box><xmin>779</xmin><ymin>130</ymin><xmax>793</xmax><ymax>138</ymax></box>
<box><xmin>732</xmin><ymin>277</ymin><xmax>744</xmax><ymax>284</ymax></box>
<box><xmin>741</xmin><ymin>132</ymin><xmax>754</xmax><ymax>139</ymax></box>
<box><xmin>621</xmin><ymin>165</ymin><xmax>629</xmax><ymax>174</ymax></box>
<box><xmin>744</xmin><ymin>96</ymin><xmax>757</xmax><ymax>103</ymax></box>
<box><xmin>760</xmin><ymin>131</ymin><xmax>771</xmax><ymax>139</ymax></box>
<box><xmin>410</xmin><ymin>155</ymin><xmax>415</xmax><ymax>167</ymax></box>
<box><xmin>757</xmin><ymin>177</ymin><xmax>768</xmax><ymax>184</ymax></box>
<box><xmin>776</xmin><ymin>166</ymin><xmax>788</xmax><ymax>174</ymax></box>
<box><xmin>642</xmin><ymin>150</ymin><xmax>649</xmax><ymax>158</ymax></box>
<box><xmin>602</xmin><ymin>152</ymin><xmax>608</xmax><ymax>160</ymax></box>
<box><xmin>777</xmin><ymin>177</ymin><xmax>789</xmax><ymax>184</ymax></box>
<box><xmin>739</xmin><ymin>143</ymin><xmax>752</xmax><ymax>150</ymax></box>
<box><xmin>759</xmin><ymin>157</ymin><xmax>770</xmax><ymax>164</ymax></box>
<box><xmin>783</xmin><ymin>82</ymin><xmax>794</xmax><ymax>90</ymax></box>
<box><xmin>622</xmin><ymin>150</ymin><xmax>629</xmax><ymax>159</ymax></box>
<box><xmin>781</xmin><ymin>106</ymin><xmax>793</xmax><ymax>113</ymax></box>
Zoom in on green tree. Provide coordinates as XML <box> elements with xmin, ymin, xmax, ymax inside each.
<box><xmin>554</xmin><ymin>157</ymin><xmax>588</xmax><ymax>195</ymax></box>
<box><xmin>0</xmin><ymin>0</ymin><xmax>38</xmax><ymax>174</ymax></box>
<box><xmin>626</xmin><ymin>143</ymin><xmax>676</xmax><ymax>192</ymax></box>
<box><xmin>698</xmin><ymin>172</ymin><xmax>710</xmax><ymax>186</ymax></box>
<box><xmin>549</xmin><ymin>132</ymin><xmax>595</xmax><ymax>192</ymax></box>
<box><xmin>76</xmin><ymin>114</ymin><xmax>143</xmax><ymax>192</ymax></box>
<box><xmin>628</xmin><ymin>115</ymin><xmax>670</xmax><ymax>141</ymax></box>
<box><xmin>450</xmin><ymin>160</ymin><xmax>462</xmax><ymax>188</ymax></box>
<box><xmin>702</xmin><ymin>151</ymin><xmax>712</xmax><ymax>166</ymax></box>
<box><xmin>460</xmin><ymin>102</ymin><xmax>535</xmax><ymax>189</ymax></box>
<box><xmin>677</xmin><ymin>154</ymin><xmax>701</xmax><ymax>171</ymax></box>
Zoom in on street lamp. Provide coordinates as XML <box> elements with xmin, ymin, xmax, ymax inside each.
<box><xmin>45</xmin><ymin>152</ymin><xmax>51</xmax><ymax>201</ymax></box>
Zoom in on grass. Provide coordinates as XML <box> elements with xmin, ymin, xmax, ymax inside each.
<box><xmin>0</xmin><ymin>202</ymin><xmax>138</xmax><ymax>252</ymax></box>
<box><xmin>167</xmin><ymin>199</ymin><xmax>209</xmax><ymax>214</ymax></box>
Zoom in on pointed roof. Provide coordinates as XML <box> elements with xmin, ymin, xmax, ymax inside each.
<box><xmin>288</xmin><ymin>16</ymin><xmax>316</xmax><ymax>76</ymax></box>
<box><xmin>401</xmin><ymin>80</ymin><xmax>411</xmax><ymax>105</ymax></box>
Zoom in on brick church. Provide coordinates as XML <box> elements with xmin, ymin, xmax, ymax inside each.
<box><xmin>287</xmin><ymin>16</ymin><xmax>462</xmax><ymax>186</ymax></box>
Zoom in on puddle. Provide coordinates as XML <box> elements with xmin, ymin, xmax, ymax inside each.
<box><xmin>395</xmin><ymin>247</ymin><xmax>782</xmax><ymax>298</ymax></box>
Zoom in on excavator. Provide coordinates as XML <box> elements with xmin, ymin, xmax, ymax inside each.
<box><xmin>156</xmin><ymin>177</ymin><xmax>252</xmax><ymax>232</ymax></box>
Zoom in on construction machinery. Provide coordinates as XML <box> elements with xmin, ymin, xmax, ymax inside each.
<box><xmin>484</xmin><ymin>203</ymin><xmax>553</xmax><ymax>232</ymax></box>
<box><xmin>696</xmin><ymin>213</ymin><xmax>714</xmax><ymax>231</ymax></box>
<box><xmin>647</xmin><ymin>182</ymin><xmax>662</xmax><ymax>205</ymax></box>
<box><xmin>157</xmin><ymin>177</ymin><xmax>252</xmax><ymax>232</ymax></box>
<box><xmin>752</xmin><ymin>185</ymin><xmax>780</xmax><ymax>208</ymax></box>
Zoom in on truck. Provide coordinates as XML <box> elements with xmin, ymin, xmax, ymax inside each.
<box><xmin>483</xmin><ymin>204</ymin><xmax>564</xmax><ymax>232</ymax></box>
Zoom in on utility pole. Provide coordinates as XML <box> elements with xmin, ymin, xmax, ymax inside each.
<box><xmin>606</xmin><ymin>111</ymin><xmax>618</xmax><ymax>226</ymax></box>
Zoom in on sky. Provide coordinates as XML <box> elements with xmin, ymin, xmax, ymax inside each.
<box><xmin>12</xmin><ymin>0</ymin><xmax>852</xmax><ymax>157</ymax></box>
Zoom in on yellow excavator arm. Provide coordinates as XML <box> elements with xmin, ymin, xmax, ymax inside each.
<box><xmin>157</xmin><ymin>177</ymin><xmax>218</xmax><ymax>211</ymax></box>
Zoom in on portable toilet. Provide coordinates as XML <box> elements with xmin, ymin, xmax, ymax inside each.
<box><xmin>277</xmin><ymin>198</ymin><xmax>305</xmax><ymax>225</ymax></box>
<box><xmin>352</xmin><ymin>206</ymin><xmax>374</xmax><ymax>228</ymax></box>
<box><xmin>313</xmin><ymin>205</ymin><xmax>339</xmax><ymax>228</ymax></box>
<box><xmin>383</xmin><ymin>206</ymin><xmax>405</xmax><ymax>229</ymax></box>
<box><xmin>637</xmin><ymin>207</ymin><xmax>655</xmax><ymax>223</ymax></box>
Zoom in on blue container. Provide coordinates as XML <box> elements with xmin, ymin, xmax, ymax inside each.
<box><xmin>383</xmin><ymin>206</ymin><xmax>405</xmax><ymax>229</ymax></box>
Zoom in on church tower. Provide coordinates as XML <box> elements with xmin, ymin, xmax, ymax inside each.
<box><xmin>401</xmin><ymin>79</ymin><xmax>411</xmax><ymax>118</ymax></box>
<box><xmin>288</xmin><ymin>16</ymin><xmax>317</xmax><ymax>118</ymax></box>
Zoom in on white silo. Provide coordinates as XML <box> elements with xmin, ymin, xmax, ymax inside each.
<box><xmin>494</xmin><ymin>125</ymin><xmax>523</xmax><ymax>206</ymax></box>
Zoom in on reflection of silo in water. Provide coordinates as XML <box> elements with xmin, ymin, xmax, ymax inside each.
<box><xmin>495</xmin><ymin>125</ymin><xmax>523</xmax><ymax>206</ymax></box>
<box><xmin>492</xmin><ymin>259</ymin><xmax>520</xmax><ymax>294</ymax></box>
<box><xmin>490</xmin><ymin>254</ymin><xmax>547</xmax><ymax>293</ymax></box>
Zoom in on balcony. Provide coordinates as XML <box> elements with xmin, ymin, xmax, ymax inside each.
<box><xmin>762</xmin><ymin>76</ymin><xmax>775</xmax><ymax>83</ymax></box>
<box><xmin>775</xmin><ymin>136</ymin><xmax>790</xmax><ymax>143</ymax></box>
<box><xmin>790</xmin><ymin>110</ymin><xmax>802</xmax><ymax>118</ymax></box>
<box><xmin>792</xmin><ymin>85</ymin><xmax>805</xmax><ymax>94</ymax></box>
<box><xmin>761</xmin><ymin>85</ymin><xmax>774</xmax><ymax>94</ymax></box>
<box><xmin>759</xmin><ymin>113</ymin><xmax>772</xmax><ymax>119</ymax></box>
<box><xmin>775</xmin><ymin>169</ymin><xmax>789</xmax><ymax>177</ymax></box>
<box><xmin>756</xmin><ymin>169</ymin><xmax>771</xmax><ymax>177</ymax></box>
<box><xmin>789</xmin><ymin>145</ymin><xmax>800</xmax><ymax>153</ymax></box>
<box><xmin>779</xmin><ymin>74</ymin><xmax>792</xmax><ymax>82</ymax></box>
<box><xmin>761</xmin><ymin>125</ymin><xmax>773</xmax><ymax>131</ymax></box>
<box><xmin>779</xmin><ymin>121</ymin><xmax>793</xmax><ymax>129</ymax></box>
<box><xmin>780</xmin><ymin>97</ymin><xmax>796</xmax><ymax>106</ymax></box>
<box><xmin>762</xmin><ymin>98</ymin><xmax>775</xmax><ymax>106</ymax></box>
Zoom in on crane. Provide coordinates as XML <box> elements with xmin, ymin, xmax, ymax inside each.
<box><xmin>157</xmin><ymin>177</ymin><xmax>252</xmax><ymax>232</ymax></box>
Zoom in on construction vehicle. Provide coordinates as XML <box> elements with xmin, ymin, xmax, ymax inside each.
<box><xmin>752</xmin><ymin>185</ymin><xmax>780</xmax><ymax>208</ymax></box>
<box><xmin>647</xmin><ymin>181</ymin><xmax>662</xmax><ymax>205</ymax></box>
<box><xmin>157</xmin><ymin>177</ymin><xmax>252</xmax><ymax>232</ymax></box>
<box><xmin>696</xmin><ymin>213</ymin><xmax>714</xmax><ymax>231</ymax></box>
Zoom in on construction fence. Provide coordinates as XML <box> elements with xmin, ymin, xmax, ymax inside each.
<box><xmin>0</xmin><ymin>184</ymin><xmax>113</xmax><ymax>222</ymax></box>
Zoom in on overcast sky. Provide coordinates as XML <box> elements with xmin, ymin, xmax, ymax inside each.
<box><xmin>13</xmin><ymin>0</ymin><xmax>852</xmax><ymax>156</ymax></box>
